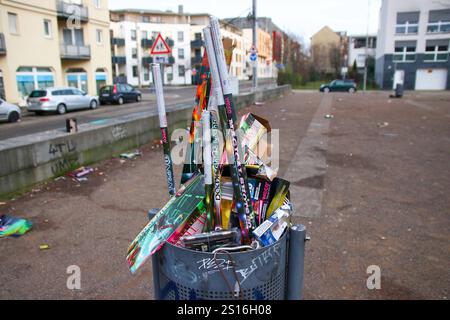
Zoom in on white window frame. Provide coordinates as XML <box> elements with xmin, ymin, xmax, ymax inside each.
<box><xmin>393</xmin><ymin>46</ymin><xmax>416</xmax><ymax>63</ymax></box>
<box><xmin>178</xmin><ymin>48</ymin><xmax>184</xmax><ymax>59</ymax></box>
<box><xmin>177</xmin><ymin>31</ymin><xmax>184</xmax><ymax>42</ymax></box>
<box><xmin>8</xmin><ymin>12</ymin><xmax>19</xmax><ymax>35</ymax></box>
<box><xmin>424</xmin><ymin>44</ymin><xmax>449</xmax><ymax>62</ymax></box>
<box><xmin>427</xmin><ymin>21</ymin><xmax>450</xmax><ymax>34</ymax></box>
<box><xmin>44</xmin><ymin>19</ymin><xmax>52</xmax><ymax>38</ymax></box>
<box><xmin>96</xmin><ymin>29</ymin><xmax>103</xmax><ymax>45</ymax></box>
<box><xmin>395</xmin><ymin>21</ymin><xmax>419</xmax><ymax>35</ymax></box>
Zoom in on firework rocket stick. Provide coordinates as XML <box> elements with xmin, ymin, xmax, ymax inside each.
<box><xmin>181</xmin><ymin>53</ymin><xmax>211</xmax><ymax>184</ymax></box>
<box><xmin>204</xmin><ymin>23</ymin><xmax>255</xmax><ymax>243</ymax></box>
<box><xmin>201</xmin><ymin>110</ymin><xmax>214</xmax><ymax>231</ymax></box>
<box><xmin>210</xmin><ymin>110</ymin><xmax>222</xmax><ymax>230</ymax></box>
<box><xmin>152</xmin><ymin>63</ymin><xmax>176</xmax><ymax>197</ymax></box>
<box><xmin>207</xmin><ymin>85</ymin><xmax>223</xmax><ymax>230</ymax></box>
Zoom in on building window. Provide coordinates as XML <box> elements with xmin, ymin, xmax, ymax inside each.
<box><xmin>67</xmin><ymin>70</ymin><xmax>88</xmax><ymax>92</ymax></box>
<box><xmin>427</xmin><ymin>9</ymin><xmax>450</xmax><ymax>33</ymax></box>
<box><xmin>424</xmin><ymin>40</ymin><xmax>449</xmax><ymax>62</ymax></box>
<box><xmin>131</xmin><ymin>30</ymin><xmax>136</xmax><ymax>41</ymax></box>
<box><xmin>16</xmin><ymin>67</ymin><xmax>54</xmax><ymax>98</ymax></box>
<box><xmin>96</xmin><ymin>29</ymin><xmax>103</xmax><ymax>44</ymax></box>
<box><xmin>142</xmin><ymin>30</ymin><xmax>148</xmax><ymax>39</ymax></box>
<box><xmin>178</xmin><ymin>48</ymin><xmax>184</xmax><ymax>59</ymax></box>
<box><xmin>43</xmin><ymin>19</ymin><xmax>52</xmax><ymax>38</ymax></box>
<box><xmin>393</xmin><ymin>41</ymin><xmax>416</xmax><ymax>62</ymax></box>
<box><xmin>167</xmin><ymin>73</ymin><xmax>173</xmax><ymax>81</ymax></box>
<box><xmin>143</xmin><ymin>68</ymin><xmax>149</xmax><ymax>81</ymax></box>
<box><xmin>152</xmin><ymin>31</ymin><xmax>159</xmax><ymax>40</ymax></box>
<box><xmin>94</xmin><ymin>0</ymin><xmax>101</xmax><ymax>9</ymax></box>
<box><xmin>178</xmin><ymin>65</ymin><xmax>185</xmax><ymax>77</ymax></box>
<box><xmin>177</xmin><ymin>31</ymin><xmax>184</xmax><ymax>42</ymax></box>
<box><xmin>142</xmin><ymin>16</ymin><xmax>150</xmax><ymax>23</ymax></box>
<box><xmin>396</xmin><ymin>12</ymin><xmax>419</xmax><ymax>34</ymax></box>
<box><xmin>132</xmin><ymin>48</ymin><xmax>137</xmax><ymax>59</ymax></box>
<box><xmin>132</xmin><ymin>66</ymin><xmax>138</xmax><ymax>78</ymax></box>
<box><xmin>8</xmin><ymin>12</ymin><xmax>19</xmax><ymax>34</ymax></box>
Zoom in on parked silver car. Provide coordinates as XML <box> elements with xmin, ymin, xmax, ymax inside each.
<box><xmin>0</xmin><ymin>98</ymin><xmax>21</xmax><ymax>123</ymax></box>
<box><xmin>27</xmin><ymin>87</ymin><xmax>99</xmax><ymax>115</ymax></box>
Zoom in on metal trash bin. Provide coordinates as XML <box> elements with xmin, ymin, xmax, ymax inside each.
<box><xmin>395</xmin><ymin>84</ymin><xmax>404</xmax><ymax>98</ymax></box>
<box><xmin>151</xmin><ymin>225</ymin><xmax>306</xmax><ymax>300</ymax></box>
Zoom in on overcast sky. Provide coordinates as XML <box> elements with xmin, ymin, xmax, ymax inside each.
<box><xmin>109</xmin><ymin>0</ymin><xmax>382</xmax><ymax>46</ymax></box>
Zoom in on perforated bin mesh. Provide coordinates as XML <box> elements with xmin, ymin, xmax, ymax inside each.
<box><xmin>159</xmin><ymin>271</ymin><xmax>286</xmax><ymax>300</ymax></box>
<box><xmin>154</xmin><ymin>232</ymin><xmax>288</xmax><ymax>300</ymax></box>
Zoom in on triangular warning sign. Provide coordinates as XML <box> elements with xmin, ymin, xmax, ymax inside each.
<box><xmin>150</xmin><ymin>33</ymin><xmax>171</xmax><ymax>55</ymax></box>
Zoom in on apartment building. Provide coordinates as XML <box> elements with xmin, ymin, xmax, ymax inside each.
<box><xmin>191</xmin><ymin>19</ymin><xmax>248</xmax><ymax>83</ymax></box>
<box><xmin>310</xmin><ymin>26</ymin><xmax>348</xmax><ymax>75</ymax></box>
<box><xmin>110</xmin><ymin>8</ymin><xmax>191</xmax><ymax>86</ymax></box>
<box><xmin>110</xmin><ymin>7</ymin><xmax>248</xmax><ymax>86</ymax></box>
<box><xmin>224</xmin><ymin>17</ymin><xmax>277</xmax><ymax>79</ymax></box>
<box><xmin>0</xmin><ymin>0</ymin><xmax>112</xmax><ymax>105</ymax></box>
<box><xmin>348</xmin><ymin>34</ymin><xmax>377</xmax><ymax>68</ymax></box>
<box><xmin>375</xmin><ymin>0</ymin><xmax>450</xmax><ymax>90</ymax></box>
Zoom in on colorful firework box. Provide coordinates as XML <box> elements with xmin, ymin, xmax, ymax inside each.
<box><xmin>126</xmin><ymin>173</ymin><xmax>205</xmax><ymax>274</ymax></box>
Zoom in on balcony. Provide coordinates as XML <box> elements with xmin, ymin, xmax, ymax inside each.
<box><xmin>111</xmin><ymin>37</ymin><xmax>125</xmax><ymax>46</ymax></box>
<box><xmin>191</xmin><ymin>39</ymin><xmax>204</xmax><ymax>48</ymax></box>
<box><xmin>142</xmin><ymin>56</ymin><xmax>153</xmax><ymax>65</ymax></box>
<box><xmin>141</xmin><ymin>39</ymin><xmax>153</xmax><ymax>48</ymax></box>
<box><xmin>0</xmin><ymin>33</ymin><xmax>6</xmax><ymax>55</ymax></box>
<box><xmin>191</xmin><ymin>56</ymin><xmax>202</xmax><ymax>65</ymax></box>
<box><xmin>112</xmin><ymin>56</ymin><xmax>126</xmax><ymax>64</ymax></box>
<box><xmin>60</xmin><ymin>43</ymin><xmax>91</xmax><ymax>60</ymax></box>
<box><xmin>56</xmin><ymin>0</ymin><xmax>88</xmax><ymax>22</ymax></box>
<box><xmin>166</xmin><ymin>38</ymin><xmax>174</xmax><ymax>48</ymax></box>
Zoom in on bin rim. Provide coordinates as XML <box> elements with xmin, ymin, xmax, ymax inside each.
<box><xmin>161</xmin><ymin>228</ymin><xmax>288</xmax><ymax>257</ymax></box>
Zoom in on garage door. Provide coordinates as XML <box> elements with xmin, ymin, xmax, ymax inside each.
<box><xmin>415</xmin><ymin>69</ymin><xmax>448</xmax><ymax>90</ymax></box>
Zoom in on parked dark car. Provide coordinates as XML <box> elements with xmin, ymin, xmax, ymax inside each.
<box><xmin>99</xmin><ymin>84</ymin><xmax>142</xmax><ymax>105</ymax></box>
<box><xmin>319</xmin><ymin>79</ymin><xmax>357</xmax><ymax>93</ymax></box>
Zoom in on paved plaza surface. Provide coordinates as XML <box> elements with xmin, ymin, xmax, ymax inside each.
<box><xmin>0</xmin><ymin>90</ymin><xmax>449</xmax><ymax>299</ymax></box>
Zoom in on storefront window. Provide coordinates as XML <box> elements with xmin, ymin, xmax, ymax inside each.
<box><xmin>67</xmin><ymin>71</ymin><xmax>87</xmax><ymax>92</ymax></box>
<box><xmin>16</xmin><ymin>67</ymin><xmax>54</xmax><ymax>98</ymax></box>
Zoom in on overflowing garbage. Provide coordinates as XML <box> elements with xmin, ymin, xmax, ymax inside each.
<box><xmin>126</xmin><ymin>16</ymin><xmax>292</xmax><ymax>274</ymax></box>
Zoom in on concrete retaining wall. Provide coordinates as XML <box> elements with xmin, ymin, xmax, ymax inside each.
<box><xmin>0</xmin><ymin>85</ymin><xmax>291</xmax><ymax>198</ymax></box>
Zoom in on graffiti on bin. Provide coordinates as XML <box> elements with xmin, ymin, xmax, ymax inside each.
<box><xmin>197</xmin><ymin>258</ymin><xmax>235</xmax><ymax>274</ymax></box>
<box><xmin>235</xmin><ymin>243</ymin><xmax>281</xmax><ymax>284</ymax></box>
<box><xmin>194</xmin><ymin>243</ymin><xmax>281</xmax><ymax>284</ymax></box>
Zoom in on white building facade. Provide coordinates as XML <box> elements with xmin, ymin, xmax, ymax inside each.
<box><xmin>111</xmin><ymin>21</ymin><xmax>191</xmax><ymax>86</ymax></box>
<box><xmin>348</xmin><ymin>35</ymin><xmax>377</xmax><ymax>68</ymax></box>
<box><xmin>375</xmin><ymin>0</ymin><xmax>450</xmax><ymax>90</ymax></box>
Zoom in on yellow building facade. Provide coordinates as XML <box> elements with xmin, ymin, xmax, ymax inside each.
<box><xmin>0</xmin><ymin>0</ymin><xmax>112</xmax><ymax>105</ymax></box>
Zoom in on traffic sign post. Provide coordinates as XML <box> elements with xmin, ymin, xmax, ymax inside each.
<box><xmin>150</xmin><ymin>33</ymin><xmax>171</xmax><ymax>85</ymax></box>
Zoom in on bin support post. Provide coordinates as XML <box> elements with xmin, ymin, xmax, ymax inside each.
<box><xmin>148</xmin><ymin>208</ymin><xmax>161</xmax><ymax>300</ymax></box>
<box><xmin>287</xmin><ymin>224</ymin><xmax>307</xmax><ymax>300</ymax></box>
<box><xmin>152</xmin><ymin>252</ymin><xmax>161</xmax><ymax>300</ymax></box>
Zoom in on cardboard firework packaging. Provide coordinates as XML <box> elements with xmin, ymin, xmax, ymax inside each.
<box><xmin>152</xmin><ymin>63</ymin><xmax>176</xmax><ymax>196</ymax></box>
<box><xmin>265</xmin><ymin>178</ymin><xmax>290</xmax><ymax>219</ymax></box>
<box><xmin>126</xmin><ymin>174</ymin><xmax>205</xmax><ymax>274</ymax></box>
<box><xmin>205</xmin><ymin>21</ymin><xmax>256</xmax><ymax>244</ymax></box>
